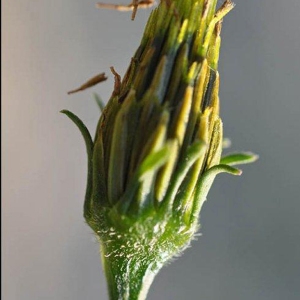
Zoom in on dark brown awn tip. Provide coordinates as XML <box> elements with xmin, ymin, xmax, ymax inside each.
<box><xmin>110</xmin><ymin>66</ymin><xmax>122</xmax><ymax>97</ymax></box>
<box><xmin>67</xmin><ymin>73</ymin><xmax>107</xmax><ymax>95</ymax></box>
<box><xmin>202</xmin><ymin>0</ymin><xmax>209</xmax><ymax>18</ymax></box>
<box><xmin>131</xmin><ymin>0</ymin><xmax>138</xmax><ymax>20</ymax></box>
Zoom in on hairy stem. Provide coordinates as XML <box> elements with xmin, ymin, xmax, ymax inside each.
<box><xmin>101</xmin><ymin>245</ymin><xmax>162</xmax><ymax>300</ymax></box>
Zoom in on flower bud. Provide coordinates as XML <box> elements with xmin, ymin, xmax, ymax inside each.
<box><xmin>62</xmin><ymin>1</ymin><xmax>257</xmax><ymax>299</ymax></box>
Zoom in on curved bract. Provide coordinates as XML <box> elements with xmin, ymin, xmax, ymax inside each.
<box><xmin>62</xmin><ymin>1</ymin><xmax>257</xmax><ymax>299</ymax></box>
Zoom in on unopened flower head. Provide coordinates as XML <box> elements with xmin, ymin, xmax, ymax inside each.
<box><xmin>62</xmin><ymin>1</ymin><xmax>257</xmax><ymax>299</ymax></box>
<box><xmin>88</xmin><ymin>0</ymin><xmax>235</xmax><ymax>246</ymax></box>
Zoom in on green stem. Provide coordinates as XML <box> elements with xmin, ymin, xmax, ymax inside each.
<box><xmin>101</xmin><ymin>246</ymin><xmax>161</xmax><ymax>300</ymax></box>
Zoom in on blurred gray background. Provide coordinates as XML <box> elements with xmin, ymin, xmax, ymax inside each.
<box><xmin>3</xmin><ymin>0</ymin><xmax>300</xmax><ymax>299</ymax></box>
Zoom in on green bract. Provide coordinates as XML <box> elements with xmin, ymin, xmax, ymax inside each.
<box><xmin>62</xmin><ymin>1</ymin><xmax>257</xmax><ymax>299</ymax></box>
